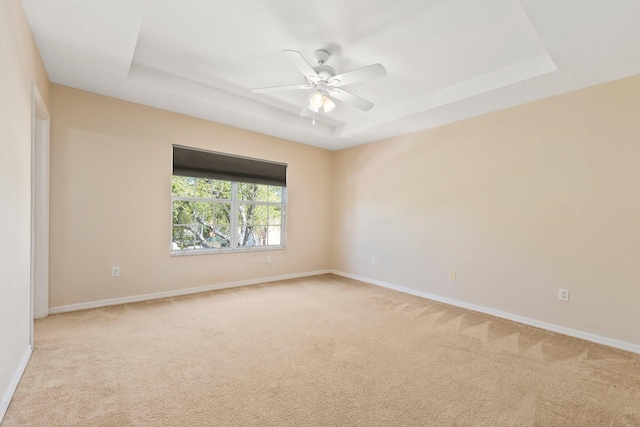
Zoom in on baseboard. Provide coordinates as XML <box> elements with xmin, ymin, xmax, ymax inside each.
<box><xmin>331</xmin><ymin>270</ymin><xmax>640</xmax><ymax>355</ymax></box>
<box><xmin>47</xmin><ymin>268</ymin><xmax>640</xmax><ymax>354</ymax></box>
<box><xmin>0</xmin><ymin>345</ymin><xmax>32</xmax><ymax>423</ymax></box>
<box><xmin>49</xmin><ymin>270</ymin><xmax>332</xmax><ymax>314</ymax></box>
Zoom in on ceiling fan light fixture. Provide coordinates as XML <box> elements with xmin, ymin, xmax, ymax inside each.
<box><xmin>322</xmin><ymin>95</ymin><xmax>336</xmax><ymax>113</ymax></box>
<box><xmin>308</xmin><ymin>90</ymin><xmax>336</xmax><ymax>114</ymax></box>
<box><xmin>309</xmin><ymin>91</ymin><xmax>324</xmax><ymax>109</ymax></box>
<box><xmin>306</xmin><ymin>93</ymin><xmax>320</xmax><ymax>113</ymax></box>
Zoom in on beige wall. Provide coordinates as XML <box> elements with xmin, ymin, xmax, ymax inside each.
<box><xmin>331</xmin><ymin>75</ymin><xmax>640</xmax><ymax>345</ymax></box>
<box><xmin>49</xmin><ymin>85</ymin><xmax>332</xmax><ymax>308</ymax></box>
<box><xmin>0</xmin><ymin>0</ymin><xmax>49</xmax><ymax>414</ymax></box>
<box><xmin>50</xmin><ymin>75</ymin><xmax>640</xmax><ymax>347</ymax></box>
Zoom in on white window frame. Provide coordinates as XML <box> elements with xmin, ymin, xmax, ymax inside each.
<box><xmin>171</xmin><ymin>178</ymin><xmax>287</xmax><ymax>256</ymax></box>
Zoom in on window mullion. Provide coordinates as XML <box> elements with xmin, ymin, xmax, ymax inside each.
<box><xmin>231</xmin><ymin>182</ymin><xmax>238</xmax><ymax>250</ymax></box>
<box><xmin>281</xmin><ymin>187</ymin><xmax>287</xmax><ymax>247</ymax></box>
<box><xmin>173</xmin><ymin>196</ymin><xmax>230</xmax><ymax>203</ymax></box>
<box><xmin>237</xmin><ymin>200</ymin><xmax>277</xmax><ymax>206</ymax></box>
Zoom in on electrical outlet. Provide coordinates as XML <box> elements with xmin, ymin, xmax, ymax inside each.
<box><xmin>449</xmin><ymin>270</ymin><xmax>456</xmax><ymax>280</ymax></box>
<box><xmin>111</xmin><ymin>266</ymin><xmax>120</xmax><ymax>277</ymax></box>
<box><xmin>558</xmin><ymin>288</ymin><xmax>569</xmax><ymax>301</ymax></box>
<box><xmin>371</xmin><ymin>257</ymin><xmax>376</xmax><ymax>265</ymax></box>
<box><xmin>267</xmin><ymin>256</ymin><xmax>272</xmax><ymax>265</ymax></box>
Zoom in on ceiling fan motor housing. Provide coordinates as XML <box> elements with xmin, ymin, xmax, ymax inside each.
<box><xmin>313</xmin><ymin>64</ymin><xmax>336</xmax><ymax>81</ymax></box>
<box><xmin>313</xmin><ymin>49</ymin><xmax>331</xmax><ymax>64</ymax></box>
<box><xmin>311</xmin><ymin>49</ymin><xmax>336</xmax><ymax>82</ymax></box>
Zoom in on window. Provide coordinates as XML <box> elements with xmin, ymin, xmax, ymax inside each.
<box><xmin>171</xmin><ymin>146</ymin><xmax>287</xmax><ymax>254</ymax></box>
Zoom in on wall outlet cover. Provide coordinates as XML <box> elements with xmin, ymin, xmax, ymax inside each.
<box><xmin>558</xmin><ymin>288</ymin><xmax>570</xmax><ymax>301</ymax></box>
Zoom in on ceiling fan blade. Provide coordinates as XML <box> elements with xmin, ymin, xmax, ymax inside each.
<box><xmin>300</xmin><ymin>106</ymin><xmax>312</xmax><ymax>117</ymax></box>
<box><xmin>328</xmin><ymin>88</ymin><xmax>374</xmax><ymax>111</ymax></box>
<box><xmin>251</xmin><ymin>84</ymin><xmax>311</xmax><ymax>93</ymax></box>
<box><xmin>283</xmin><ymin>50</ymin><xmax>320</xmax><ymax>82</ymax></box>
<box><xmin>328</xmin><ymin>63</ymin><xmax>386</xmax><ymax>87</ymax></box>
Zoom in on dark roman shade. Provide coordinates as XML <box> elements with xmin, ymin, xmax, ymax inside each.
<box><xmin>173</xmin><ymin>145</ymin><xmax>287</xmax><ymax>187</ymax></box>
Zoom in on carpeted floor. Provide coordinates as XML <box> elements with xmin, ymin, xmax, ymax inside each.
<box><xmin>4</xmin><ymin>274</ymin><xmax>640</xmax><ymax>426</ymax></box>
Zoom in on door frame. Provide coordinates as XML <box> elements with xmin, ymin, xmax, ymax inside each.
<box><xmin>30</xmin><ymin>83</ymin><xmax>50</xmax><ymax>346</ymax></box>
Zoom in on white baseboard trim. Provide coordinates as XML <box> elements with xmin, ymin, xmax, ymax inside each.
<box><xmin>49</xmin><ymin>270</ymin><xmax>332</xmax><ymax>315</ymax></box>
<box><xmin>331</xmin><ymin>270</ymin><xmax>640</xmax><ymax>355</ymax></box>
<box><xmin>0</xmin><ymin>345</ymin><xmax>32</xmax><ymax>423</ymax></box>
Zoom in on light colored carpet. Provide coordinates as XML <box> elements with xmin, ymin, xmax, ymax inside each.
<box><xmin>4</xmin><ymin>274</ymin><xmax>640</xmax><ymax>426</ymax></box>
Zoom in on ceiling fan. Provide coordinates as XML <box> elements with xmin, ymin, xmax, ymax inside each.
<box><xmin>251</xmin><ymin>49</ymin><xmax>386</xmax><ymax>118</ymax></box>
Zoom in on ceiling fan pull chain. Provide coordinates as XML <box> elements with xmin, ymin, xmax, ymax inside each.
<box><xmin>312</xmin><ymin>112</ymin><xmax>316</xmax><ymax>125</ymax></box>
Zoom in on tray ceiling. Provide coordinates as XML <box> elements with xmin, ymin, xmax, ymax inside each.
<box><xmin>21</xmin><ymin>0</ymin><xmax>640</xmax><ymax>150</ymax></box>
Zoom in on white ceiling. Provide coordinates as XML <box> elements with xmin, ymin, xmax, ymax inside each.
<box><xmin>21</xmin><ymin>0</ymin><xmax>640</xmax><ymax>150</ymax></box>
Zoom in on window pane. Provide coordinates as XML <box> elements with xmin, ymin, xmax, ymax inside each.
<box><xmin>212</xmin><ymin>180</ymin><xmax>231</xmax><ymax>200</ymax></box>
<box><xmin>173</xmin><ymin>200</ymin><xmax>194</xmax><ymax>226</ymax></box>
<box><xmin>189</xmin><ymin>202</ymin><xmax>211</xmax><ymax>249</ymax></box>
<box><xmin>194</xmin><ymin>203</ymin><xmax>213</xmax><ymax>250</ymax></box>
<box><xmin>267</xmin><ymin>226</ymin><xmax>281</xmax><ymax>246</ymax></box>
<box><xmin>237</xmin><ymin>225</ymin><xmax>253</xmax><ymax>247</ymax></box>
<box><xmin>238</xmin><ymin>204</ymin><xmax>268</xmax><ymax>227</ymax></box>
<box><xmin>211</xmin><ymin>203</ymin><xmax>232</xmax><ymax>248</ymax></box>
<box><xmin>172</xmin><ymin>176</ymin><xmax>195</xmax><ymax>197</ymax></box>
<box><xmin>268</xmin><ymin>186</ymin><xmax>283</xmax><ymax>203</ymax></box>
<box><xmin>213</xmin><ymin>203</ymin><xmax>231</xmax><ymax>225</ymax></box>
<box><xmin>253</xmin><ymin>225</ymin><xmax>269</xmax><ymax>246</ymax></box>
<box><xmin>238</xmin><ymin>182</ymin><xmax>269</xmax><ymax>202</ymax></box>
<box><xmin>268</xmin><ymin>205</ymin><xmax>282</xmax><ymax>225</ymax></box>
<box><xmin>210</xmin><ymin>224</ymin><xmax>231</xmax><ymax>248</ymax></box>
<box><xmin>195</xmin><ymin>179</ymin><xmax>213</xmax><ymax>199</ymax></box>
<box><xmin>192</xmin><ymin>179</ymin><xmax>231</xmax><ymax>200</ymax></box>
<box><xmin>194</xmin><ymin>202</ymin><xmax>213</xmax><ymax>224</ymax></box>
<box><xmin>172</xmin><ymin>200</ymin><xmax>197</xmax><ymax>250</ymax></box>
<box><xmin>172</xmin><ymin>225</ymin><xmax>195</xmax><ymax>250</ymax></box>
<box><xmin>237</xmin><ymin>225</ymin><xmax>268</xmax><ymax>247</ymax></box>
